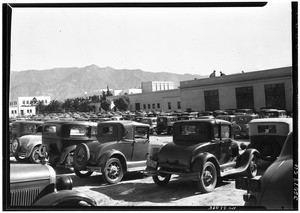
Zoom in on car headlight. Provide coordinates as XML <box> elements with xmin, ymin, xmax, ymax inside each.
<box><xmin>56</xmin><ymin>175</ymin><xmax>73</xmax><ymax>190</ymax></box>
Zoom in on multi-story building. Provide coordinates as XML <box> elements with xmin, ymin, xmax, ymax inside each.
<box><xmin>108</xmin><ymin>66</ymin><xmax>293</xmax><ymax>114</ymax></box>
<box><xmin>141</xmin><ymin>81</ymin><xmax>175</xmax><ymax>93</ymax></box>
<box><xmin>9</xmin><ymin>96</ymin><xmax>51</xmax><ymax>118</ymax></box>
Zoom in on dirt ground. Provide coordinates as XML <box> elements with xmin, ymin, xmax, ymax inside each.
<box><xmin>9</xmin><ymin>135</ymin><xmax>270</xmax><ymax>209</ymax></box>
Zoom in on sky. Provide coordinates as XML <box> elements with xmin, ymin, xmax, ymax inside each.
<box><xmin>9</xmin><ymin>0</ymin><xmax>293</xmax><ymax>76</ymax></box>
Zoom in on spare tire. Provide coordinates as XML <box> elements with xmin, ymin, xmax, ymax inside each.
<box><xmin>73</xmin><ymin>143</ymin><xmax>90</xmax><ymax>170</ymax></box>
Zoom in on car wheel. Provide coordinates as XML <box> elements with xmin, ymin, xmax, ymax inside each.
<box><xmin>152</xmin><ymin>174</ymin><xmax>171</xmax><ymax>186</ymax></box>
<box><xmin>73</xmin><ymin>143</ymin><xmax>90</xmax><ymax>170</ymax></box>
<box><xmin>197</xmin><ymin>161</ymin><xmax>217</xmax><ymax>193</ymax></box>
<box><xmin>260</xmin><ymin>142</ymin><xmax>280</xmax><ymax>162</ymax></box>
<box><xmin>74</xmin><ymin>168</ymin><xmax>93</xmax><ymax>178</ymax></box>
<box><xmin>102</xmin><ymin>158</ymin><xmax>124</xmax><ymax>184</ymax></box>
<box><xmin>246</xmin><ymin>157</ymin><xmax>258</xmax><ymax>178</ymax></box>
<box><xmin>29</xmin><ymin>146</ymin><xmax>41</xmax><ymax>163</ymax></box>
<box><xmin>11</xmin><ymin>138</ymin><xmax>19</xmax><ymax>155</ymax></box>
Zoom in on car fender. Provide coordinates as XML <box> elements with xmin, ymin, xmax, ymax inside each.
<box><xmin>236</xmin><ymin>148</ymin><xmax>259</xmax><ymax>170</ymax></box>
<box><xmin>24</xmin><ymin>142</ymin><xmax>42</xmax><ymax>158</ymax></box>
<box><xmin>98</xmin><ymin>149</ymin><xmax>127</xmax><ymax>172</ymax></box>
<box><xmin>191</xmin><ymin>152</ymin><xmax>220</xmax><ymax>176</ymax></box>
<box><xmin>58</xmin><ymin>145</ymin><xmax>76</xmax><ymax>164</ymax></box>
<box><xmin>32</xmin><ymin>190</ymin><xmax>96</xmax><ymax>206</ymax></box>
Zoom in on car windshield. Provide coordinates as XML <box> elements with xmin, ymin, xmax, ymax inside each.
<box><xmin>179</xmin><ymin>123</ymin><xmax>209</xmax><ymax>140</ymax></box>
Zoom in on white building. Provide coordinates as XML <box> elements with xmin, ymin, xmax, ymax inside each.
<box><xmin>9</xmin><ymin>96</ymin><xmax>51</xmax><ymax>118</ymax></box>
<box><xmin>141</xmin><ymin>81</ymin><xmax>175</xmax><ymax>93</ymax></box>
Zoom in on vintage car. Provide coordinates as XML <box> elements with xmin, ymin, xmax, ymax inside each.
<box><xmin>11</xmin><ymin>125</ymin><xmax>43</xmax><ymax>163</ymax></box>
<box><xmin>140</xmin><ymin>117</ymin><xmax>157</xmax><ymax>134</ymax></box>
<box><xmin>259</xmin><ymin>108</ymin><xmax>287</xmax><ymax>118</ymax></box>
<box><xmin>72</xmin><ymin>121</ymin><xmax>150</xmax><ymax>184</ymax></box>
<box><xmin>247</xmin><ymin>118</ymin><xmax>293</xmax><ymax>161</ymax></box>
<box><xmin>41</xmin><ymin>121</ymin><xmax>98</xmax><ymax>168</ymax></box>
<box><xmin>235</xmin><ymin>132</ymin><xmax>294</xmax><ymax>209</ymax></box>
<box><xmin>145</xmin><ymin>119</ymin><xmax>259</xmax><ymax>193</ymax></box>
<box><xmin>235</xmin><ymin>114</ymin><xmax>259</xmax><ymax>137</ymax></box>
<box><xmin>8</xmin><ymin>149</ymin><xmax>96</xmax><ymax>208</ymax></box>
<box><xmin>156</xmin><ymin>116</ymin><xmax>178</xmax><ymax>135</ymax></box>
<box><xmin>212</xmin><ymin>110</ymin><xmax>228</xmax><ymax>117</ymax></box>
<box><xmin>10</xmin><ymin>121</ymin><xmax>44</xmax><ymax>155</ymax></box>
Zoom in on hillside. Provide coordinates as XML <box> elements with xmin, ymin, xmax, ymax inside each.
<box><xmin>10</xmin><ymin>64</ymin><xmax>206</xmax><ymax>101</ymax></box>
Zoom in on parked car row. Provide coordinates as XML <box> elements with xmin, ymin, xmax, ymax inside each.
<box><xmin>8</xmin><ymin>116</ymin><xmax>295</xmax><ymax>209</ymax></box>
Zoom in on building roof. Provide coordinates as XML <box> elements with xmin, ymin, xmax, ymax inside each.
<box><xmin>180</xmin><ymin>67</ymin><xmax>292</xmax><ymax>89</ymax></box>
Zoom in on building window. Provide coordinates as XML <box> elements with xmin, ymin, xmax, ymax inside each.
<box><xmin>26</xmin><ymin>100</ymin><xmax>29</xmax><ymax>104</ymax></box>
<box><xmin>11</xmin><ymin>110</ymin><xmax>14</xmax><ymax>114</ymax></box>
<box><xmin>157</xmin><ymin>103</ymin><xmax>160</xmax><ymax>108</ymax></box>
<box><xmin>143</xmin><ymin>104</ymin><xmax>146</xmax><ymax>109</ymax></box>
<box><xmin>168</xmin><ymin>102</ymin><xmax>171</xmax><ymax>110</ymax></box>
<box><xmin>15</xmin><ymin>110</ymin><xmax>17</xmax><ymax>113</ymax></box>
<box><xmin>264</xmin><ymin>83</ymin><xmax>286</xmax><ymax>109</ymax></box>
<box><xmin>23</xmin><ymin>100</ymin><xmax>25</xmax><ymax>104</ymax></box>
<box><xmin>148</xmin><ymin>104</ymin><xmax>151</xmax><ymax>109</ymax></box>
<box><xmin>152</xmin><ymin>103</ymin><xmax>155</xmax><ymax>109</ymax></box>
<box><xmin>204</xmin><ymin>90</ymin><xmax>219</xmax><ymax>111</ymax></box>
<box><xmin>177</xmin><ymin>101</ymin><xmax>181</xmax><ymax>109</ymax></box>
<box><xmin>14</xmin><ymin>101</ymin><xmax>17</xmax><ymax>105</ymax></box>
<box><xmin>236</xmin><ymin>86</ymin><xmax>254</xmax><ymax>109</ymax></box>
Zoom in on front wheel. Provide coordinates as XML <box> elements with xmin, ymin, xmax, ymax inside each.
<box><xmin>197</xmin><ymin>161</ymin><xmax>217</xmax><ymax>193</ymax></box>
<box><xmin>74</xmin><ymin>169</ymin><xmax>93</xmax><ymax>178</ymax></box>
<box><xmin>102</xmin><ymin>158</ymin><xmax>124</xmax><ymax>184</ymax></box>
<box><xmin>152</xmin><ymin>174</ymin><xmax>171</xmax><ymax>186</ymax></box>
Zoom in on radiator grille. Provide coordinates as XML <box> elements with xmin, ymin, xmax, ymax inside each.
<box><xmin>11</xmin><ymin>188</ymin><xmax>40</xmax><ymax>206</ymax></box>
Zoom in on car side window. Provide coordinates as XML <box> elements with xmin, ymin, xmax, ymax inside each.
<box><xmin>213</xmin><ymin>125</ymin><xmax>220</xmax><ymax>139</ymax></box>
<box><xmin>135</xmin><ymin>127</ymin><xmax>148</xmax><ymax>139</ymax></box>
<box><xmin>44</xmin><ymin>125</ymin><xmax>56</xmax><ymax>134</ymax></box>
<box><xmin>221</xmin><ymin>125</ymin><xmax>230</xmax><ymax>139</ymax></box>
<box><xmin>24</xmin><ymin>124</ymin><xmax>37</xmax><ymax>133</ymax></box>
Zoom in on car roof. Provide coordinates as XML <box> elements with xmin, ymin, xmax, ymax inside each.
<box><xmin>249</xmin><ymin>118</ymin><xmax>292</xmax><ymax>124</ymax></box>
<box><xmin>13</xmin><ymin>120</ymin><xmax>44</xmax><ymax>124</ymax></box>
<box><xmin>176</xmin><ymin>118</ymin><xmax>231</xmax><ymax>125</ymax></box>
<box><xmin>99</xmin><ymin>120</ymin><xmax>150</xmax><ymax>127</ymax></box>
<box><xmin>43</xmin><ymin>120</ymin><xmax>98</xmax><ymax>126</ymax></box>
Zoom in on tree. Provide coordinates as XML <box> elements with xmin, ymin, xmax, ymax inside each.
<box><xmin>30</xmin><ymin>97</ymin><xmax>38</xmax><ymax>106</ymax></box>
<box><xmin>101</xmin><ymin>100</ymin><xmax>111</xmax><ymax>111</ymax></box>
<box><xmin>91</xmin><ymin>95</ymin><xmax>100</xmax><ymax>103</ymax></box>
<box><xmin>36</xmin><ymin>101</ymin><xmax>46</xmax><ymax>114</ymax></box>
<box><xmin>45</xmin><ymin>100</ymin><xmax>62</xmax><ymax>112</ymax></box>
<box><xmin>101</xmin><ymin>91</ymin><xmax>107</xmax><ymax>101</ymax></box>
<box><xmin>106</xmin><ymin>86</ymin><xmax>113</xmax><ymax>97</ymax></box>
<box><xmin>114</xmin><ymin>96</ymin><xmax>130</xmax><ymax>111</ymax></box>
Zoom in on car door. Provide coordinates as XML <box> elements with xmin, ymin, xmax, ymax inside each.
<box><xmin>131</xmin><ymin>126</ymin><xmax>150</xmax><ymax>161</ymax></box>
<box><xmin>219</xmin><ymin>124</ymin><xmax>232</xmax><ymax>163</ymax></box>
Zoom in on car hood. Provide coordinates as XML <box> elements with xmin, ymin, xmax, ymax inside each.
<box><xmin>158</xmin><ymin>142</ymin><xmax>208</xmax><ymax>168</ymax></box>
<box><xmin>257</xmin><ymin>158</ymin><xmax>293</xmax><ymax>209</ymax></box>
<box><xmin>19</xmin><ymin>134</ymin><xmax>42</xmax><ymax>147</ymax></box>
<box><xmin>10</xmin><ymin>164</ymin><xmax>56</xmax><ymax>184</ymax></box>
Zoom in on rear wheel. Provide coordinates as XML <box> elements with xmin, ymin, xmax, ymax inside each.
<box><xmin>197</xmin><ymin>161</ymin><xmax>217</xmax><ymax>193</ymax></box>
<box><xmin>74</xmin><ymin>169</ymin><xmax>93</xmax><ymax>178</ymax></box>
<box><xmin>152</xmin><ymin>174</ymin><xmax>171</xmax><ymax>186</ymax></box>
<box><xmin>102</xmin><ymin>158</ymin><xmax>124</xmax><ymax>184</ymax></box>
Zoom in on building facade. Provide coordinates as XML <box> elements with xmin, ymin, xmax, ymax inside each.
<box><xmin>9</xmin><ymin>96</ymin><xmax>51</xmax><ymax>118</ymax></box>
<box><xmin>110</xmin><ymin>67</ymin><xmax>292</xmax><ymax>114</ymax></box>
<box><xmin>141</xmin><ymin>81</ymin><xmax>175</xmax><ymax>93</ymax></box>
<box><xmin>180</xmin><ymin>67</ymin><xmax>292</xmax><ymax>113</ymax></box>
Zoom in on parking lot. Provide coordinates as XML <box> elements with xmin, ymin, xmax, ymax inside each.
<box><xmin>10</xmin><ymin>135</ymin><xmax>270</xmax><ymax>208</ymax></box>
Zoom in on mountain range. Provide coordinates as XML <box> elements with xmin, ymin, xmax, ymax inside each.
<box><xmin>10</xmin><ymin>64</ymin><xmax>206</xmax><ymax>101</ymax></box>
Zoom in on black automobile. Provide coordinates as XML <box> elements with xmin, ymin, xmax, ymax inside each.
<box><xmin>8</xmin><ymin>146</ymin><xmax>96</xmax><ymax>207</ymax></box>
<box><xmin>146</xmin><ymin>119</ymin><xmax>259</xmax><ymax>193</ymax></box>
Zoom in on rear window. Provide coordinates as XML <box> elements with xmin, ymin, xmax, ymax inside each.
<box><xmin>44</xmin><ymin>125</ymin><xmax>57</xmax><ymax>134</ymax></box>
<box><xmin>24</xmin><ymin>124</ymin><xmax>38</xmax><ymax>133</ymax></box>
<box><xmin>258</xmin><ymin>125</ymin><xmax>276</xmax><ymax>134</ymax></box>
<box><xmin>180</xmin><ymin>124</ymin><xmax>209</xmax><ymax>140</ymax></box>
